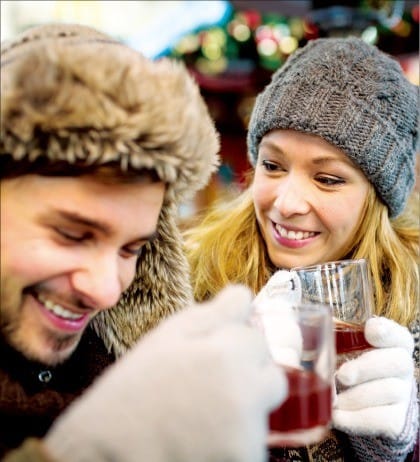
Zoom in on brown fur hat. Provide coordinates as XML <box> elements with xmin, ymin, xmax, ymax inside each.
<box><xmin>1</xmin><ymin>24</ymin><xmax>220</xmax><ymax>356</ymax></box>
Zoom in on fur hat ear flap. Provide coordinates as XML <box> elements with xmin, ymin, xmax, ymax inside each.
<box><xmin>1</xmin><ymin>23</ymin><xmax>220</xmax><ymax>355</ymax></box>
<box><xmin>92</xmin><ymin>203</ymin><xmax>192</xmax><ymax>357</ymax></box>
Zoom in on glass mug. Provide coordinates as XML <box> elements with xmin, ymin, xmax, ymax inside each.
<box><xmin>253</xmin><ymin>303</ymin><xmax>335</xmax><ymax>447</ymax></box>
<box><xmin>293</xmin><ymin>259</ymin><xmax>374</xmax><ymax>363</ymax></box>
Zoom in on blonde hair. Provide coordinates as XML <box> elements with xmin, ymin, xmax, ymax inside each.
<box><xmin>185</xmin><ymin>185</ymin><xmax>419</xmax><ymax>326</ymax></box>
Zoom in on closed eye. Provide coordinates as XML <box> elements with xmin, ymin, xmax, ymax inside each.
<box><xmin>120</xmin><ymin>234</ymin><xmax>157</xmax><ymax>259</ymax></box>
<box><xmin>120</xmin><ymin>244</ymin><xmax>146</xmax><ymax>259</ymax></box>
<box><xmin>55</xmin><ymin>228</ymin><xmax>90</xmax><ymax>242</ymax></box>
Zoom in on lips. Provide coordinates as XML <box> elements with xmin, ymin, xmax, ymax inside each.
<box><xmin>37</xmin><ymin>293</ymin><xmax>85</xmax><ymax>320</ymax></box>
<box><xmin>32</xmin><ymin>291</ymin><xmax>92</xmax><ymax>333</ymax></box>
<box><xmin>269</xmin><ymin>222</ymin><xmax>320</xmax><ymax>250</ymax></box>
<box><xmin>274</xmin><ymin>223</ymin><xmax>318</xmax><ymax>241</ymax></box>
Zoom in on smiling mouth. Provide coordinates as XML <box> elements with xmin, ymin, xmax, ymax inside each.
<box><xmin>34</xmin><ymin>292</ymin><xmax>87</xmax><ymax>321</ymax></box>
<box><xmin>274</xmin><ymin>223</ymin><xmax>318</xmax><ymax>240</ymax></box>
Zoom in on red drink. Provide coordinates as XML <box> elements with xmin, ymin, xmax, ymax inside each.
<box><xmin>335</xmin><ymin>322</ymin><xmax>371</xmax><ymax>355</ymax></box>
<box><xmin>269</xmin><ymin>366</ymin><xmax>332</xmax><ymax>432</ymax></box>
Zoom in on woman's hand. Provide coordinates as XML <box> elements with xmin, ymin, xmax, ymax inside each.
<box><xmin>333</xmin><ymin>316</ymin><xmax>417</xmax><ymax>440</ymax></box>
<box><xmin>253</xmin><ymin>270</ymin><xmax>302</xmax><ymax>367</ymax></box>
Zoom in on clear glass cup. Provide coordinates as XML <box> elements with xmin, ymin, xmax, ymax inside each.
<box><xmin>254</xmin><ymin>303</ymin><xmax>335</xmax><ymax>447</ymax></box>
<box><xmin>292</xmin><ymin>259</ymin><xmax>374</xmax><ymax>364</ymax></box>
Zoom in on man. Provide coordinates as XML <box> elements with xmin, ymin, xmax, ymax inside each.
<box><xmin>0</xmin><ymin>24</ymin><xmax>286</xmax><ymax>461</ymax></box>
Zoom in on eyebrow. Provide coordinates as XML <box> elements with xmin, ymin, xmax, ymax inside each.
<box><xmin>259</xmin><ymin>140</ymin><xmax>354</xmax><ymax>167</ymax></box>
<box><xmin>311</xmin><ymin>156</ymin><xmax>354</xmax><ymax>167</ymax></box>
<box><xmin>259</xmin><ymin>139</ymin><xmax>282</xmax><ymax>152</ymax></box>
<box><xmin>52</xmin><ymin>209</ymin><xmax>159</xmax><ymax>242</ymax></box>
<box><xmin>53</xmin><ymin>210</ymin><xmax>113</xmax><ymax>235</ymax></box>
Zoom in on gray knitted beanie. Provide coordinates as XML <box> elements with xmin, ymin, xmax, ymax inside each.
<box><xmin>247</xmin><ymin>37</ymin><xmax>418</xmax><ymax>217</ymax></box>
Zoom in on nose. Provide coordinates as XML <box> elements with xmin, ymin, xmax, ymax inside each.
<box><xmin>71</xmin><ymin>254</ymin><xmax>125</xmax><ymax>311</ymax></box>
<box><xmin>273</xmin><ymin>174</ymin><xmax>311</xmax><ymax>217</ymax></box>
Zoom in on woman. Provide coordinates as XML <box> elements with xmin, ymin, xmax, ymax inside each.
<box><xmin>185</xmin><ymin>37</ymin><xmax>419</xmax><ymax>462</ymax></box>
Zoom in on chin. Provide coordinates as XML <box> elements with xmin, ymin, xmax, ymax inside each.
<box><xmin>11</xmin><ymin>330</ymin><xmax>81</xmax><ymax>366</ymax></box>
<box><xmin>37</xmin><ymin>341</ymin><xmax>80</xmax><ymax>366</ymax></box>
<box><xmin>270</xmin><ymin>255</ymin><xmax>300</xmax><ymax>270</ymax></box>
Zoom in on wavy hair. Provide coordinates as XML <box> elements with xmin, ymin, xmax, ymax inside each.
<box><xmin>185</xmin><ymin>184</ymin><xmax>419</xmax><ymax>326</ymax></box>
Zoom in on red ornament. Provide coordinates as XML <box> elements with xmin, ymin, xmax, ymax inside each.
<box><xmin>242</xmin><ymin>10</ymin><xmax>262</xmax><ymax>30</ymax></box>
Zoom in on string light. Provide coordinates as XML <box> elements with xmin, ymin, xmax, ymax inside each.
<box><xmin>361</xmin><ymin>25</ymin><xmax>378</xmax><ymax>43</ymax></box>
<box><xmin>169</xmin><ymin>4</ymin><xmax>418</xmax><ymax>78</ymax></box>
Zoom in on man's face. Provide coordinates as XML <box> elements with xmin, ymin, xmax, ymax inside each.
<box><xmin>1</xmin><ymin>174</ymin><xmax>165</xmax><ymax>365</ymax></box>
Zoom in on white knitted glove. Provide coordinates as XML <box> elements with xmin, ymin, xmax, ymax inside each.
<box><xmin>45</xmin><ymin>285</ymin><xmax>287</xmax><ymax>462</ymax></box>
<box><xmin>253</xmin><ymin>270</ymin><xmax>302</xmax><ymax>368</ymax></box>
<box><xmin>254</xmin><ymin>270</ymin><xmax>302</xmax><ymax>308</ymax></box>
<box><xmin>333</xmin><ymin>316</ymin><xmax>417</xmax><ymax>440</ymax></box>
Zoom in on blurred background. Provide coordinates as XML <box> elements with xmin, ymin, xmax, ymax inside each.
<box><xmin>2</xmin><ymin>0</ymin><xmax>419</xmax><ymax>218</ymax></box>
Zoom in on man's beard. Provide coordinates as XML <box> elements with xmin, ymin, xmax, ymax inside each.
<box><xmin>0</xmin><ymin>273</ymin><xmax>21</xmax><ymax>332</ymax></box>
<box><xmin>0</xmin><ymin>277</ymin><xmax>84</xmax><ymax>365</ymax></box>
<box><xmin>2</xmin><ymin>315</ymin><xmax>83</xmax><ymax>366</ymax></box>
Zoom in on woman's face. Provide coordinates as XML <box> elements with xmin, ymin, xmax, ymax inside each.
<box><xmin>252</xmin><ymin>129</ymin><xmax>370</xmax><ymax>269</ymax></box>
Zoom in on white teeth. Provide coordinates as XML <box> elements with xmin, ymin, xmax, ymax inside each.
<box><xmin>276</xmin><ymin>225</ymin><xmax>316</xmax><ymax>240</ymax></box>
<box><xmin>37</xmin><ymin>294</ymin><xmax>84</xmax><ymax>320</ymax></box>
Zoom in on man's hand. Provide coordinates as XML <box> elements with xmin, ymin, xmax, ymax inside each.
<box><xmin>46</xmin><ymin>285</ymin><xmax>287</xmax><ymax>462</ymax></box>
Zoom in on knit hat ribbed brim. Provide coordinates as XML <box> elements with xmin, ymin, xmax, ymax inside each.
<box><xmin>247</xmin><ymin>37</ymin><xmax>419</xmax><ymax>217</ymax></box>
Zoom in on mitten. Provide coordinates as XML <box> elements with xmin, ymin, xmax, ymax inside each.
<box><xmin>333</xmin><ymin>316</ymin><xmax>418</xmax><ymax>440</ymax></box>
<box><xmin>254</xmin><ymin>270</ymin><xmax>302</xmax><ymax>308</ymax></box>
<box><xmin>253</xmin><ymin>270</ymin><xmax>302</xmax><ymax>368</ymax></box>
<box><xmin>45</xmin><ymin>285</ymin><xmax>287</xmax><ymax>462</ymax></box>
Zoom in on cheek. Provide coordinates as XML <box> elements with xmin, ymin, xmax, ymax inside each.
<box><xmin>324</xmin><ymin>192</ymin><xmax>366</xmax><ymax>237</ymax></box>
<box><xmin>3</xmin><ymin>238</ymin><xmax>79</xmax><ymax>287</ymax></box>
<box><xmin>252</xmin><ymin>179</ymin><xmax>274</xmax><ymax>213</ymax></box>
<box><xmin>1</xmin><ymin>216</ymin><xmax>54</xmax><ymax>283</ymax></box>
<box><xmin>1</xmin><ymin>238</ymin><xmax>36</xmax><ymax>285</ymax></box>
<box><xmin>120</xmin><ymin>259</ymin><xmax>138</xmax><ymax>292</ymax></box>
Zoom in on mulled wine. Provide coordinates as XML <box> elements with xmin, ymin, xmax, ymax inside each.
<box><xmin>335</xmin><ymin>322</ymin><xmax>371</xmax><ymax>355</ymax></box>
<box><xmin>269</xmin><ymin>366</ymin><xmax>332</xmax><ymax>433</ymax></box>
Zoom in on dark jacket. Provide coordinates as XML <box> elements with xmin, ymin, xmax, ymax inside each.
<box><xmin>1</xmin><ymin>22</ymin><xmax>219</xmax><ymax>462</ymax></box>
<box><xmin>0</xmin><ymin>328</ymin><xmax>114</xmax><ymax>457</ymax></box>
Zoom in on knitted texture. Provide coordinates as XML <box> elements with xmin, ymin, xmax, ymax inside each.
<box><xmin>346</xmin><ymin>379</ymin><xmax>418</xmax><ymax>462</ymax></box>
<box><xmin>247</xmin><ymin>37</ymin><xmax>419</xmax><ymax>218</ymax></box>
<box><xmin>341</xmin><ymin>318</ymin><xmax>419</xmax><ymax>462</ymax></box>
